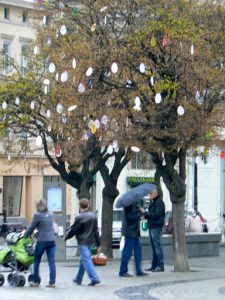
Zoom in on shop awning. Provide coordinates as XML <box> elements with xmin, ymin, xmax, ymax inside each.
<box><xmin>127</xmin><ymin>176</ymin><xmax>155</xmax><ymax>186</ymax></box>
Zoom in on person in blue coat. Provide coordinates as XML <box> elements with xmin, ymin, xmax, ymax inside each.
<box><xmin>24</xmin><ymin>199</ymin><xmax>56</xmax><ymax>287</ymax></box>
<box><xmin>119</xmin><ymin>204</ymin><xmax>147</xmax><ymax>277</ymax></box>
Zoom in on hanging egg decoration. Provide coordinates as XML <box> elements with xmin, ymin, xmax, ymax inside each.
<box><xmin>155</xmin><ymin>93</ymin><xmax>162</xmax><ymax>104</ymax></box>
<box><xmin>177</xmin><ymin>105</ymin><xmax>185</xmax><ymax>116</ymax></box>
<box><xmin>100</xmin><ymin>6</ymin><xmax>108</xmax><ymax>12</ymax></box>
<box><xmin>56</xmin><ymin>103</ymin><xmax>64</xmax><ymax>114</ymax></box>
<box><xmin>49</xmin><ymin>62</ymin><xmax>56</xmax><ymax>73</ymax></box>
<box><xmin>78</xmin><ymin>83</ymin><xmax>85</xmax><ymax>94</ymax></box>
<box><xmin>55</xmin><ymin>73</ymin><xmax>59</xmax><ymax>81</ymax></box>
<box><xmin>191</xmin><ymin>44</ymin><xmax>194</xmax><ymax>55</ymax></box>
<box><xmin>72</xmin><ymin>58</ymin><xmax>77</xmax><ymax>69</ymax></box>
<box><xmin>43</xmin><ymin>78</ymin><xmax>50</xmax><ymax>85</ymax></box>
<box><xmin>30</xmin><ymin>101</ymin><xmax>35</xmax><ymax>109</ymax></box>
<box><xmin>58</xmin><ymin>1</ymin><xmax>65</xmax><ymax>9</ymax></box>
<box><xmin>44</xmin><ymin>86</ymin><xmax>48</xmax><ymax>94</ymax></box>
<box><xmin>111</xmin><ymin>62</ymin><xmax>118</xmax><ymax>74</ymax></box>
<box><xmin>94</xmin><ymin>119</ymin><xmax>100</xmax><ymax>129</ymax></box>
<box><xmin>91</xmin><ymin>124</ymin><xmax>97</xmax><ymax>134</ymax></box>
<box><xmin>60</xmin><ymin>71</ymin><xmax>68</xmax><ymax>82</ymax></box>
<box><xmin>150</xmin><ymin>37</ymin><xmax>157</xmax><ymax>47</ymax></box>
<box><xmin>33</xmin><ymin>46</ymin><xmax>39</xmax><ymax>55</ymax></box>
<box><xmin>131</xmin><ymin>146</ymin><xmax>140</xmax><ymax>152</ymax></box>
<box><xmin>62</xmin><ymin>116</ymin><xmax>67</xmax><ymax>124</ymax></box>
<box><xmin>2</xmin><ymin>102</ymin><xmax>7</xmax><ymax>110</ymax></box>
<box><xmin>71</xmin><ymin>7</ymin><xmax>78</xmax><ymax>16</ymax></box>
<box><xmin>60</xmin><ymin>25</ymin><xmax>67</xmax><ymax>35</ymax></box>
<box><xmin>150</xmin><ymin>76</ymin><xmax>154</xmax><ymax>86</ymax></box>
<box><xmin>139</xmin><ymin>63</ymin><xmax>146</xmax><ymax>74</ymax></box>
<box><xmin>43</xmin><ymin>15</ymin><xmax>47</xmax><ymax>25</ymax></box>
<box><xmin>86</xmin><ymin>67</ymin><xmax>93</xmax><ymax>77</ymax></box>
<box><xmin>91</xmin><ymin>23</ymin><xmax>97</xmax><ymax>32</ymax></box>
<box><xmin>135</xmin><ymin>96</ymin><xmax>141</xmax><ymax>107</ymax></box>
<box><xmin>15</xmin><ymin>96</ymin><xmax>20</xmax><ymax>105</ymax></box>
<box><xmin>68</xmin><ymin>105</ymin><xmax>77</xmax><ymax>112</ymax></box>
<box><xmin>46</xmin><ymin>109</ymin><xmax>51</xmax><ymax>118</ymax></box>
<box><xmin>101</xmin><ymin>115</ymin><xmax>108</xmax><ymax>125</ymax></box>
<box><xmin>162</xmin><ymin>35</ymin><xmax>169</xmax><ymax>47</ymax></box>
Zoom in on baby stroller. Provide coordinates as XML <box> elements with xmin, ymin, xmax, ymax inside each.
<box><xmin>0</xmin><ymin>232</ymin><xmax>39</xmax><ymax>287</ymax></box>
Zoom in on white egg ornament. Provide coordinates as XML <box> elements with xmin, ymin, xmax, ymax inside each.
<box><xmin>60</xmin><ymin>25</ymin><xmax>67</xmax><ymax>35</ymax></box>
<box><xmin>111</xmin><ymin>62</ymin><xmax>118</xmax><ymax>74</ymax></box>
<box><xmin>139</xmin><ymin>63</ymin><xmax>146</xmax><ymax>74</ymax></box>
<box><xmin>49</xmin><ymin>63</ymin><xmax>56</xmax><ymax>73</ymax></box>
<box><xmin>177</xmin><ymin>105</ymin><xmax>185</xmax><ymax>116</ymax></box>
<box><xmin>155</xmin><ymin>93</ymin><xmax>162</xmax><ymax>104</ymax></box>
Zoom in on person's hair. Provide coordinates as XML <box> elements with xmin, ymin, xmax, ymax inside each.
<box><xmin>150</xmin><ymin>188</ymin><xmax>158</xmax><ymax>195</ymax></box>
<box><xmin>79</xmin><ymin>198</ymin><xmax>90</xmax><ymax>210</ymax></box>
<box><xmin>36</xmin><ymin>198</ymin><xmax>48</xmax><ymax>212</ymax></box>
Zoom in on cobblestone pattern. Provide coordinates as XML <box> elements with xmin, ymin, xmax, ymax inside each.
<box><xmin>115</xmin><ymin>278</ymin><xmax>225</xmax><ymax>300</ymax></box>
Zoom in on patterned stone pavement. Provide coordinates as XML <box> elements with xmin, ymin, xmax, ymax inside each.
<box><xmin>0</xmin><ymin>251</ymin><xmax>225</xmax><ymax>300</ymax></box>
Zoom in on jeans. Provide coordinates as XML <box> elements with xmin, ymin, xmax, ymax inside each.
<box><xmin>74</xmin><ymin>245</ymin><xmax>100</xmax><ymax>284</ymax></box>
<box><xmin>149</xmin><ymin>228</ymin><xmax>164</xmax><ymax>269</ymax></box>
<box><xmin>34</xmin><ymin>241</ymin><xmax>56</xmax><ymax>284</ymax></box>
<box><xmin>119</xmin><ymin>236</ymin><xmax>143</xmax><ymax>276</ymax></box>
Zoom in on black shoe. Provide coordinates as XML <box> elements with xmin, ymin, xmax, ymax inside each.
<box><xmin>136</xmin><ymin>272</ymin><xmax>148</xmax><ymax>276</ymax></box>
<box><xmin>73</xmin><ymin>279</ymin><xmax>81</xmax><ymax>285</ymax></box>
<box><xmin>145</xmin><ymin>267</ymin><xmax>155</xmax><ymax>272</ymax></box>
<box><xmin>119</xmin><ymin>273</ymin><xmax>133</xmax><ymax>278</ymax></box>
<box><xmin>88</xmin><ymin>281</ymin><xmax>100</xmax><ymax>286</ymax></box>
<box><xmin>152</xmin><ymin>267</ymin><xmax>164</xmax><ymax>272</ymax></box>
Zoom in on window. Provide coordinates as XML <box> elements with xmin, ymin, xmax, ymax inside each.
<box><xmin>131</xmin><ymin>151</ymin><xmax>155</xmax><ymax>170</ymax></box>
<box><xmin>4</xmin><ymin>7</ymin><xmax>10</xmax><ymax>20</ymax></box>
<box><xmin>2</xmin><ymin>41</ymin><xmax>11</xmax><ymax>75</ymax></box>
<box><xmin>22</xmin><ymin>10</ymin><xmax>28</xmax><ymax>23</ymax></box>
<box><xmin>3</xmin><ymin>177</ymin><xmax>23</xmax><ymax>217</ymax></box>
<box><xmin>21</xmin><ymin>44</ymin><xmax>28</xmax><ymax>74</ymax></box>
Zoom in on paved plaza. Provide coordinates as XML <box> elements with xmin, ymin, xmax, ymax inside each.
<box><xmin>1</xmin><ymin>248</ymin><xmax>225</xmax><ymax>300</ymax></box>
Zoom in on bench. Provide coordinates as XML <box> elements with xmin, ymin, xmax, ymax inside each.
<box><xmin>141</xmin><ymin>232</ymin><xmax>221</xmax><ymax>261</ymax></box>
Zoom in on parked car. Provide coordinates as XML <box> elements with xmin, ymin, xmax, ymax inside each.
<box><xmin>112</xmin><ymin>210</ymin><xmax>123</xmax><ymax>248</ymax></box>
<box><xmin>97</xmin><ymin>208</ymin><xmax>123</xmax><ymax>248</ymax></box>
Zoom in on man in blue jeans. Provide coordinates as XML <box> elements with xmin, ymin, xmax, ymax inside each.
<box><xmin>119</xmin><ymin>204</ymin><xmax>146</xmax><ymax>277</ymax></box>
<box><xmin>140</xmin><ymin>188</ymin><xmax>165</xmax><ymax>272</ymax></box>
<box><xmin>64</xmin><ymin>198</ymin><xmax>100</xmax><ymax>286</ymax></box>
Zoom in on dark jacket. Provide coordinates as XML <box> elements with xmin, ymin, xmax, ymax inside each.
<box><xmin>64</xmin><ymin>211</ymin><xmax>100</xmax><ymax>247</ymax></box>
<box><xmin>24</xmin><ymin>212</ymin><xmax>55</xmax><ymax>242</ymax></box>
<box><xmin>144</xmin><ymin>197</ymin><xmax>165</xmax><ymax>229</ymax></box>
<box><xmin>122</xmin><ymin>204</ymin><xmax>141</xmax><ymax>238</ymax></box>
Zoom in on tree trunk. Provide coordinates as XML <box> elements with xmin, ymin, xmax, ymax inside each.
<box><xmin>172</xmin><ymin>197</ymin><xmax>190</xmax><ymax>272</ymax></box>
<box><xmin>101</xmin><ymin>193</ymin><xmax>114</xmax><ymax>257</ymax></box>
<box><xmin>77</xmin><ymin>178</ymin><xmax>93</xmax><ymax>199</ymax></box>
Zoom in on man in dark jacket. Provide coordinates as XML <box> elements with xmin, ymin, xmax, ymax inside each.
<box><xmin>64</xmin><ymin>198</ymin><xmax>100</xmax><ymax>286</ymax></box>
<box><xmin>119</xmin><ymin>204</ymin><xmax>146</xmax><ymax>277</ymax></box>
<box><xmin>140</xmin><ymin>188</ymin><xmax>165</xmax><ymax>272</ymax></box>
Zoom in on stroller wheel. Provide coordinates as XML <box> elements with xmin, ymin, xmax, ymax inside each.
<box><xmin>7</xmin><ymin>273</ymin><xmax>13</xmax><ymax>285</ymax></box>
<box><xmin>12</xmin><ymin>274</ymin><xmax>21</xmax><ymax>287</ymax></box>
<box><xmin>28</xmin><ymin>274</ymin><xmax>41</xmax><ymax>284</ymax></box>
<box><xmin>0</xmin><ymin>274</ymin><xmax>5</xmax><ymax>286</ymax></box>
<box><xmin>19</xmin><ymin>275</ymin><xmax>26</xmax><ymax>287</ymax></box>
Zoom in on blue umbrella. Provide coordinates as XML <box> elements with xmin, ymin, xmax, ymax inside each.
<box><xmin>115</xmin><ymin>183</ymin><xmax>157</xmax><ymax>208</ymax></box>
